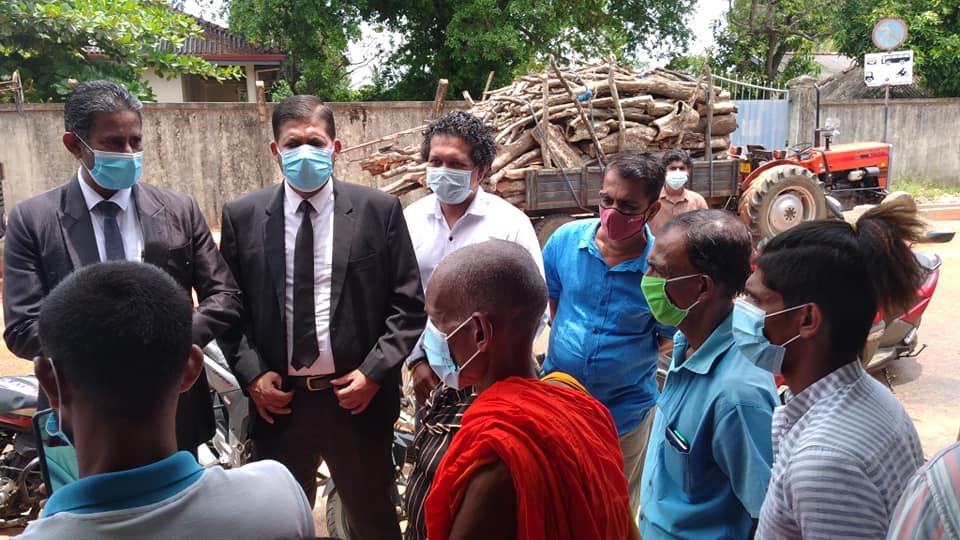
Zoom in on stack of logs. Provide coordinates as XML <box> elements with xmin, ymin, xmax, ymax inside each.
<box><xmin>360</xmin><ymin>60</ymin><xmax>738</xmax><ymax>208</ymax></box>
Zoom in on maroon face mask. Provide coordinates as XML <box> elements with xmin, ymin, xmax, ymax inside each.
<box><xmin>599</xmin><ymin>206</ymin><xmax>647</xmax><ymax>241</ymax></box>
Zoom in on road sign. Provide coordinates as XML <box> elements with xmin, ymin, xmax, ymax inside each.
<box><xmin>873</xmin><ymin>18</ymin><xmax>908</xmax><ymax>50</ymax></box>
<box><xmin>864</xmin><ymin>50</ymin><xmax>913</xmax><ymax>87</ymax></box>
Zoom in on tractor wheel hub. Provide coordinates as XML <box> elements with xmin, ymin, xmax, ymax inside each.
<box><xmin>770</xmin><ymin>192</ymin><xmax>804</xmax><ymax>232</ymax></box>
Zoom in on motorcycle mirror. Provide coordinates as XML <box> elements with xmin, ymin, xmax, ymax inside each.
<box><xmin>825</xmin><ymin>196</ymin><xmax>844</xmax><ymax>220</ymax></box>
<box><xmin>923</xmin><ymin>230</ymin><xmax>956</xmax><ymax>244</ymax></box>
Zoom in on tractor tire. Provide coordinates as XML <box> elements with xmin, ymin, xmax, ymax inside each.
<box><xmin>534</xmin><ymin>214</ymin><xmax>575</xmax><ymax>249</ymax></box>
<box><xmin>739</xmin><ymin>165</ymin><xmax>827</xmax><ymax>242</ymax></box>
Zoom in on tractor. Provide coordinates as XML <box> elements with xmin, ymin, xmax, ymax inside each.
<box><xmin>733</xmin><ymin>122</ymin><xmax>891</xmax><ymax>240</ymax></box>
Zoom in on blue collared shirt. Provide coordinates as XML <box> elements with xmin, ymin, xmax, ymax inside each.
<box><xmin>542</xmin><ymin>218</ymin><xmax>672</xmax><ymax>435</ymax></box>
<box><xmin>639</xmin><ymin>312</ymin><xmax>778</xmax><ymax>539</ymax></box>
<box><xmin>43</xmin><ymin>451</ymin><xmax>203</xmax><ymax>517</ymax></box>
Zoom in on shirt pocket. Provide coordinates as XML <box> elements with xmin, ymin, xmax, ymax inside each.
<box><xmin>662</xmin><ymin>435</ymin><xmax>693</xmax><ymax>494</ymax></box>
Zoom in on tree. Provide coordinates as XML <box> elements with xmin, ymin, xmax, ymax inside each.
<box><xmin>711</xmin><ymin>0</ymin><xmax>841</xmax><ymax>83</ymax></box>
<box><xmin>0</xmin><ymin>0</ymin><xmax>239</xmax><ymax>102</ymax></box>
<box><xmin>227</xmin><ymin>0</ymin><xmax>362</xmax><ymax>101</ymax></box>
<box><xmin>358</xmin><ymin>0</ymin><xmax>697</xmax><ymax>100</ymax></box>
<box><xmin>834</xmin><ymin>0</ymin><xmax>960</xmax><ymax>97</ymax></box>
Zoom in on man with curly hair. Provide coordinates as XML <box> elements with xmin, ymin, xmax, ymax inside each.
<box><xmin>402</xmin><ymin>111</ymin><xmax>546</xmax><ymax>540</ymax></box>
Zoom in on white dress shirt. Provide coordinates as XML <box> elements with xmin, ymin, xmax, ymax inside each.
<box><xmin>77</xmin><ymin>170</ymin><xmax>144</xmax><ymax>262</ymax></box>
<box><xmin>283</xmin><ymin>181</ymin><xmax>336</xmax><ymax>376</ymax></box>
<box><xmin>403</xmin><ymin>189</ymin><xmax>547</xmax><ymax>364</ymax></box>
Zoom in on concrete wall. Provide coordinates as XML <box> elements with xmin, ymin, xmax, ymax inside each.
<box><xmin>143</xmin><ymin>70</ymin><xmax>185</xmax><ymax>103</ymax></box>
<box><xmin>787</xmin><ymin>77</ymin><xmax>960</xmax><ymax>185</ymax></box>
<box><xmin>0</xmin><ymin>101</ymin><xmax>464</xmax><ymax>228</ymax></box>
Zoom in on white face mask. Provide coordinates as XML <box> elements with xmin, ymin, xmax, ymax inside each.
<box><xmin>426</xmin><ymin>167</ymin><xmax>474</xmax><ymax>205</ymax></box>
<box><xmin>665</xmin><ymin>170</ymin><xmax>688</xmax><ymax>190</ymax></box>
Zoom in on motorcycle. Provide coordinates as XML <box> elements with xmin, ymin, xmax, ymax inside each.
<box><xmin>0</xmin><ymin>375</ymin><xmax>44</xmax><ymax>527</ymax></box>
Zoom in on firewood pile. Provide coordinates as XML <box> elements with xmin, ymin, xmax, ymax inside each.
<box><xmin>360</xmin><ymin>59</ymin><xmax>738</xmax><ymax>208</ymax></box>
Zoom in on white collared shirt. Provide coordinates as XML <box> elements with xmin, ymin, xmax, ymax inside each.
<box><xmin>403</xmin><ymin>189</ymin><xmax>547</xmax><ymax>364</ymax></box>
<box><xmin>77</xmin><ymin>169</ymin><xmax>144</xmax><ymax>262</ymax></box>
<box><xmin>283</xmin><ymin>181</ymin><xmax>336</xmax><ymax>376</ymax></box>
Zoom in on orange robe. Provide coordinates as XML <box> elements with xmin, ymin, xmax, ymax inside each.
<box><xmin>424</xmin><ymin>376</ymin><xmax>633</xmax><ymax>540</ymax></box>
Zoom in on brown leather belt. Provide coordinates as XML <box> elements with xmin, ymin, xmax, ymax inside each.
<box><xmin>288</xmin><ymin>375</ymin><xmax>337</xmax><ymax>391</ymax></box>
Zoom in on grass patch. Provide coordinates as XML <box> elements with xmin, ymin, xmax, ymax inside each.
<box><xmin>893</xmin><ymin>176</ymin><xmax>960</xmax><ymax>200</ymax></box>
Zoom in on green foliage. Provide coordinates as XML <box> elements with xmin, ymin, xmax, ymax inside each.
<box><xmin>358</xmin><ymin>0</ymin><xmax>697</xmax><ymax>100</ymax></box>
<box><xmin>893</xmin><ymin>175</ymin><xmax>960</xmax><ymax>199</ymax></box>
<box><xmin>227</xmin><ymin>0</ymin><xmax>361</xmax><ymax>101</ymax></box>
<box><xmin>710</xmin><ymin>0</ymin><xmax>837</xmax><ymax>83</ymax></box>
<box><xmin>833</xmin><ymin>0</ymin><xmax>960</xmax><ymax>97</ymax></box>
<box><xmin>0</xmin><ymin>0</ymin><xmax>241</xmax><ymax>102</ymax></box>
<box><xmin>267</xmin><ymin>79</ymin><xmax>293</xmax><ymax>102</ymax></box>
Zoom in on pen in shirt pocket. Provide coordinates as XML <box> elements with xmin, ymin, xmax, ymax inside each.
<box><xmin>665</xmin><ymin>425</ymin><xmax>689</xmax><ymax>453</ymax></box>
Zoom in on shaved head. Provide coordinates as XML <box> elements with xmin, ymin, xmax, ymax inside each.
<box><xmin>427</xmin><ymin>240</ymin><xmax>547</xmax><ymax>342</ymax></box>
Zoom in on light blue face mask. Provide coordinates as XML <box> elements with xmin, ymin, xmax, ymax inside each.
<box><xmin>426</xmin><ymin>166</ymin><xmax>473</xmax><ymax>205</ymax></box>
<box><xmin>731</xmin><ymin>298</ymin><xmax>802</xmax><ymax>375</ymax></box>
<box><xmin>281</xmin><ymin>145</ymin><xmax>334</xmax><ymax>192</ymax></box>
<box><xmin>76</xmin><ymin>135</ymin><xmax>142</xmax><ymax>191</ymax></box>
<box><xmin>422</xmin><ymin>317</ymin><xmax>480</xmax><ymax>390</ymax></box>
<box><xmin>45</xmin><ymin>357</ymin><xmax>74</xmax><ymax>449</ymax></box>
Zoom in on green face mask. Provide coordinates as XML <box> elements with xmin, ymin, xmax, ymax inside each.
<box><xmin>640</xmin><ymin>273</ymin><xmax>703</xmax><ymax>326</ymax></box>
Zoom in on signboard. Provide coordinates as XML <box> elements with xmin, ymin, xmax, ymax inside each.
<box><xmin>864</xmin><ymin>50</ymin><xmax>913</xmax><ymax>87</ymax></box>
<box><xmin>872</xmin><ymin>18</ymin><xmax>908</xmax><ymax>50</ymax></box>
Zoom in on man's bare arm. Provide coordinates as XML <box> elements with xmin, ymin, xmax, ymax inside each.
<box><xmin>449</xmin><ymin>460</ymin><xmax>517</xmax><ymax>540</ymax></box>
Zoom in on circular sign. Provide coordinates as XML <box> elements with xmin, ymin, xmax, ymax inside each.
<box><xmin>873</xmin><ymin>18</ymin><xmax>908</xmax><ymax>50</ymax></box>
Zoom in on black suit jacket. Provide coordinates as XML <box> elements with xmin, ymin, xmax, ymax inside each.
<box><xmin>218</xmin><ymin>179</ymin><xmax>425</xmax><ymax>435</ymax></box>
<box><xmin>2</xmin><ymin>176</ymin><xmax>242</xmax><ymax>449</ymax></box>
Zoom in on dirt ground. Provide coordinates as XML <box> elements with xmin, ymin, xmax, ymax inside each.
<box><xmin>0</xmin><ymin>220</ymin><xmax>956</xmax><ymax>537</ymax></box>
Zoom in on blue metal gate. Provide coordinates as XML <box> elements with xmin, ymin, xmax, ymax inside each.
<box><xmin>712</xmin><ymin>74</ymin><xmax>789</xmax><ymax>150</ymax></box>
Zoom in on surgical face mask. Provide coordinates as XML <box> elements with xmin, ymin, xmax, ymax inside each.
<box><xmin>426</xmin><ymin>167</ymin><xmax>474</xmax><ymax>205</ymax></box>
<box><xmin>599</xmin><ymin>206</ymin><xmax>648</xmax><ymax>241</ymax></box>
<box><xmin>731</xmin><ymin>298</ymin><xmax>803</xmax><ymax>375</ymax></box>
<box><xmin>45</xmin><ymin>357</ymin><xmax>74</xmax><ymax>449</ymax></box>
<box><xmin>422</xmin><ymin>317</ymin><xmax>480</xmax><ymax>390</ymax></box>
<box><xmin>665</xmin><ymin>170</ymin><xmax>688</xmax><ymax>190</ymax></box>
<box><xmin>640</xmin><ymin>273</ymin><xmax>703</xmax><ymax>326</ymax></box>
<box><xmin>281</xmin><ymin>145</ymin><xmax>334</xmax><ymax>192</ymax></box>
<box><xmin>76</xmin><ymin>135</ymin><xmax>142</xmax><ymax>191</ymax></box>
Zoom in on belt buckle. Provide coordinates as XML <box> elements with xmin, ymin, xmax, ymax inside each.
<box><xmin>306</xmin><ymin>376</ymin><xmax>330</xmax><ymax>391</ymax></box>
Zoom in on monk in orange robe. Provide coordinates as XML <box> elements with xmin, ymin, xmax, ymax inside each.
<box><xmin>418</xmin><ymin>239</ymin><xmax>634</xmax><ymax>540</ymax></box>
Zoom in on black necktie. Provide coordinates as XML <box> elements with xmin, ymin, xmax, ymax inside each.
<box><xmin>96</xmin><ymin>201</ymin><xmax>125</xmax><ymax>261</ymax></box>
<box><xmin>292</xmin><ymin>200</ymin><xmax>319</xmax><ymax>370</ymax></box>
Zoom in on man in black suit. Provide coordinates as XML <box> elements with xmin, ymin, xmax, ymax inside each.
<box><xmin>218</xmin><ymin>95</ymin><xmax>425</xmax><ymax>540</ymax></box>
<box><xmin>2</xmin><ymin>80</ymin><xmax>241</xmax><ymax>454</ymax></box>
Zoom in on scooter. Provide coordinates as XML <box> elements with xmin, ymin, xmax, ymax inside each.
<box><xmin>0</xmin><ymin>375</ymin><xmax>43</xmax><ymax>527</ymax></box>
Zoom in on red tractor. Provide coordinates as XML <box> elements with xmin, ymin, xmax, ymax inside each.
<box><xmin>733</xmin><ymin>126</ymin><xmax>891</xmax><ymax>240</ymax></box>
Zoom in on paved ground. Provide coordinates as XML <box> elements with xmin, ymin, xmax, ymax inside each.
<box><xmin>0</xmin><ymin>220</ymin><xmax>956</xmax><ymax>536</ymax></box>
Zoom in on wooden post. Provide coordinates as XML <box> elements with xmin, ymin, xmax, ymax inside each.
<box><xmin>540</xmin><ymin>74</ymin><xmax>553</xmax><ymax>168</ymax></box>
<box><xmin>608</xmin><ymin>55</ymin><xmax>626</xmax><ymax>153</ymax></box>
<box><xmin>481</xmin><ymin>71</ymin><xmax>496</xmax><ymax>102</ymax></box>
<box><xmin>549</xmin><ymin>54</ymin><xmax>606</xmax><ymax>164</ymax></box>
<box><xmin>432</xmin><ymin>79</ymin><xmax>449</xmax><ymax>119</ymax></box>
<box><xmin>256</xmin><ymin>81</ymin><xmax>267</xmax><ymax>122</ymax></box>
<box><xmin>704</xmin><ymin>48</ymin><xmax>714</xmax><ymax>184</ymax></box>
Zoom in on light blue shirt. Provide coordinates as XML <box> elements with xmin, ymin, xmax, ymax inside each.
<box><xmin>639</xmin><ymin>312</ymin><xmax>778</xmax><ymax>539</ymax></box>
<box><xmin>542</xmin><ymin>218</ymin><xmax>673</xmax><ymax>435</ymax></box>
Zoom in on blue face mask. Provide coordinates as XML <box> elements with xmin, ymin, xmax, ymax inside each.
<box><xmin>731</xmin><ymin>298</ymin><xmax>802</xmax><ymax>375</ymax></box>
<box><xmin>77</xmin><ymin>136</ymin><xmax>142</xmax><ymax>191</ymax></box>
<box><xmin>422</xmin><ymin>317</ymin><xmax>480</xmax><ymax>390</ymax></box>
<box><xmin>45</xmin><ymin>357</ymin><xmax>74</xmax><ymax>449</ymax></box>
<box><xmin>281</xmin><ymin>145</ymin><xmax>334</xmax><ymax>192</ymax></box>
<box><xmin>426</xmin><ymin>166</ymin><xmax>473</xmax><ymax>205</ymax></box>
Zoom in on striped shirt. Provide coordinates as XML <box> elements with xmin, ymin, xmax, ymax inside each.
<box><xmin>887</xmin><ymin>440</ymin><xmax>960</xmax><ymax>540</ymax></box>
<box><xmin>756</xmin><ymin>360</ymin><xmax>924</xmax><ymax>540</ymax></box>
<box><xmin>404</xmin><ymin>385</ymin><xmax>476</xmax><ymax>540</ymax></box>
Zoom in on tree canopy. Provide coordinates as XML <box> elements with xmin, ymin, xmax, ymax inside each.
<box><xmin>0</xmin><ymin>0</ymin><xmax>239</xmax><ymax>102</ymax></box>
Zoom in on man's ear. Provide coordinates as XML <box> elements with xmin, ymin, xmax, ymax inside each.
<box><xmin>269</xmin><ymin>141</ymin><xmax>282</xmax><ymax>166</ymax></box>
<box><xmin>62</xmin><ymin>132</ymin><xmax>84</xmax><ymax>161</ymax></box>
<box><xmin>798</xmin><ymin>303</ymin><xmax>822</xmax><ymax>339</ymax></box>
<box><xmin>474</xmin><ymin>166</ymin><xmax>490</xmax><ymax>187</ymax></box>
<box><xmin>178</xmin><ymin>345</ymin><xmax>204</xmax><ymax>394</ymax></box>
<box><xmin>473</xmin><ymin>313</ymin><xmax>493</xmax><ymax>353</ymax></box>
<box><xmin>34</xmin><ymin>356</ymin><xmax>63</xmax><ymax>409</ymax></box>
<box><xmin>333</xmin><ymin>138</ymin><xmax>343</xmax><ymax>155</ymax></box>
<box><xmin>646</xmin><ymin>200</ymin><xmax>662</xmax><ymax>221</ymax></box>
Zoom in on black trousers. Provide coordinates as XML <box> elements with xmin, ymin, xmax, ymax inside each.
<box><xmin>254</xmin><ymin>388</ymin><xmax>400</xmax><ymax>540</ymax></box>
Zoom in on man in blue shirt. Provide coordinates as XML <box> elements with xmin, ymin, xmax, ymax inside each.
<box><xmin>638</xmin><ymin>210</ymin><xmax>778</xmax><ymax>539</ymax></box>
<box><xmin>543</xmin><ymin>150</ymin><xmax>673</xmax><ymax>513</ymax></box>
